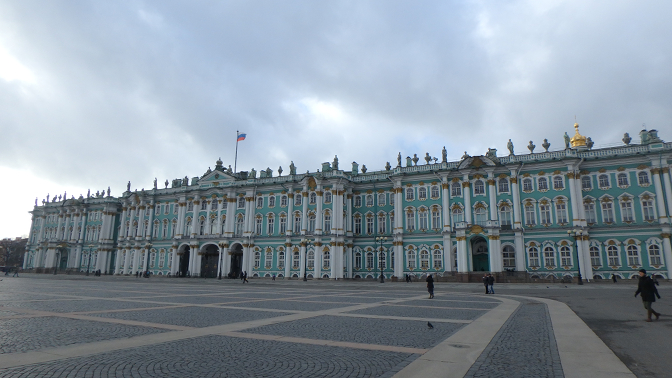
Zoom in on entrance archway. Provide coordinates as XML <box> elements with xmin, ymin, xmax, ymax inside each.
<box><xmin>229</xmin><ymin>243</ymin><xmax>243</xmax><ymax>278</ymax></box>
<box><xmin>471</xmin><ymin>236</ymin><xmax>489</xmax><ymax>271</ymax></box>
<box><xmin>200</xmin><ymin>244</ymin><xmax>219</xmax><ymax>278</ymax></box>
<box><xmin>59</xmin><ymin>250</ymin><xmax>69</xmax><ymax>270</ymax></box>
<box><xmin>178</xmin><ymin>245</ymin><xmax>190</xmax><ymax>277</ymax></box>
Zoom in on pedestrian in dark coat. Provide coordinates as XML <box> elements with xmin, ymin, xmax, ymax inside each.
<box><xmin>635</xmin><ymin>269</ymin><xmax>661</xmax><ymax>322</ymax></box>
<box><xmin>612</xmin><ymin>274</ymin><xmax>617</xmax><ymax>283</ymax></box>
<box><xmin>487</xmin><ymin>274</ymin><xmax>495</xmax><ymax>294</ymax></box>
<box><xmin>426</xmin><ymin>274</ymin><xmax>435</xmax><ymax>299</ymax></box>
<box><xmin>482</xmin><ymin>274</ymin><xmax>489</xmax><ymax>294</ymax></box>
<box><xmin>243</xmin><ymin>271</ymin><xmax>249</xmax><ymax>283</ymax></box>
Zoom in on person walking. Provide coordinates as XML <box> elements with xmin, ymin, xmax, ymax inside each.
<box><xmin>426</xmin><ymin>274</ymin><xmax>435</xmax><ymax>299</ymax></box>
<box><xmin>272</xmin><ymin>273</ymin><xmax>276</xmax><ymax>281</ymax></box>
<box><xmin>487</xmin><ymin>273</ymin><xmax>495</xmax><ymax>294</ymax></box>
<box><xmin>482</xmin><ymin>273</ymin><xmax>489</xmax><ymax>294</ymax></box>
<box><xmin>12</xmin><ymin>267</ymin><xmax>19</xmax><ymax>277</ymax></box>
<box><xmin>635</xmin><ymin>269</ymin><xmax>661</xmax><ymax>322</ymax></box>
<box><xmin>612</xmin><ymin>274</ymin><xmax>617</xmax><ymax>283</ymax></box>
<box><xmin>242</xmin><ymin>271</ymin><xmax>249</xmax><ymax>283</ymax></box>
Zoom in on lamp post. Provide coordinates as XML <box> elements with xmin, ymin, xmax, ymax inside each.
<box><xmin>567</xmin><ymin>229</ymin><xmax>583</xmax><ymax>285</ymax></box>
<box><xmin>375</xmin><ymin>236</ymin><xmax>387</xmax><ymax>283</ymax></box>
<box><xmin>144</xmin><ymin>243</ymin><xmax>153</xmax><ymax>277</ymax></box>
<box><xmin>218</xmin><ymin>242</ymin><xmax>226</xmax><ymax>280</ymax></box>
<box><xmin>301</xmin><ymin>238</ymin><xmax>312</xmax><ymax>281</ymax></box>
<box><xmin>86</xmin><ymin>244</ymin><xmax>94</xmax><ymax>276</ymax></box>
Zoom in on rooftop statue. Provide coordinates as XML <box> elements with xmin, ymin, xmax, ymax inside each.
<box><xmin>278</xmin><ymin>166</ymin><xmax>283</xmax><ymax>176</ymax></box>
<box><xmin>507</xmin><ymin>139</ymin><xmax>514</xmax><ymax>155</ymax></box>
<box><xmin>586</xmin><ymin>137</ymin><xmax>594</xmax><ymax>149</ymax></box>
<box><xmin>361</xmin><ymin>165</ymin><xmax>367</xmax><ymax>173</ymax></box>
<box><xmin>289</xmin><ymin>161</ymin><xmax>296</xmax><ymax>175</ymax></box>
<box><xmin>107</xmin><ymin>187</ymin><xmax>110</xmax><ymax>196</ymax></box>
<box><xmin>250</xmin><ymin>168</ymin><xmax>257</xmax><ymax>178</ymax></box>
<box><xmin>87</xmin><ymin>189</ymin><xmax>90</xmax><ymax>198</ymax></box>
<box><xmin>461</xmin><ymin>151</ymin><xmax>470</xmax><ymax>159</ymax></box>
<box><xmin>397</xmin><ymin>152</ymin><xmax>402</xmax><ymax>167</ymax></box>
<box><xmin>333</xmin><ymin>155</ymin><xmax>339</xmax><ymax>170</ymax></box>
<box><xmin>564</xmin><ymin>132</ymin><xmax>570</xmax><ymax>149</ymax></box>
<box><xmin>527</xmin><ymin>141</ymin><xmax>535</xmax><ymax>153</ymax></box>
<box><xmin>127</xmin><ymin>181</ymin><xmax>131</xmax><ymax>191</ymax></box>
<box><xmin>385</xmin><ymin>162</ymin><xmax>391</xmax><ymax>171</ymax></box>
<box><xmin>154</xmin><ymin>178</ymin><xmax>158</xmax><ymax>189</ymax></box>
<box><xmin>542</xmin><ymin>139</ymin><xmax>550</xmax><ymax>152</ymax></box>
<box><xmin>424</xmin><ymin>153</ymin><xmax>432</xmax><ymax>164</ymax></box>
<box><xmin>442</xmin><ymin>146</ymin><xmax>447</xmax><ymax>162</ymax></box>
<box><xmin>622</xmin><ymin>133</ymin><xmax>632</xmax><ymax>145</ymax></box>
<box><xmin>164</xmin><ymin>179</ymin><xmax>168</xmax><ymax>188</ymax></box>
<box><xmin>412</xmin><ymin>154</ymin><xmax>419</xmax><ymax>166</ymax></box>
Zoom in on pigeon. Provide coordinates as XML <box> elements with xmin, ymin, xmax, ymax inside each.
<box><xmin>427</xmin><ymin>322</ymin><xmax>434</xmax><ymax>329</ymax></box>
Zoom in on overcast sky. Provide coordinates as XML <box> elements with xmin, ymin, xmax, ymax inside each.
<box><xmin>1</xmin><ymin>0</ymin><xmax>671</xmax><ymax>239</ymax></box>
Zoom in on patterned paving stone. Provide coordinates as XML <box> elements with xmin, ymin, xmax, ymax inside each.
<box><xmin>242</xmin><ymin>315</ymin><xmax>466</xmax><ymax>349</ymax></box>
<box><xmin>144</xmin><ymin>295</ymin><xmax>246</xmax><ymax>305</ymax></box>
<box><xmin>464</xmin><ymin>299</ymin><xmax>564</xmax><ymax>378</ymax></box>
<box><xmin>1</xmin><ymin>299</ymin><xmax>162</xmax><ymax>313</ymax></box>
<box><xmin>88</xmin><ymin>306</ymin><xmax>292</xmax><ymax>327</ymax></box>
<box><xmin>223</xmin><ymin>300</ymin><xmax>349</xmax><ymax>311</ymax></box>
<box><xmin>399</xmin><ymin>299</ymin><xmax>500</xmax><ymax>309</ymax></box>
<box><xmin>0</xmin><ymin>317</ymin><xmax>167</xmax><ymax>354</ymax></box>
<box><xmin>0</xmin><ymin>335</ymin><xmax>415</xmax><ymax>378</ymax></box>
<box><xmin>347</xmin><ymin>304</ymin><xmax>487</xmax><ymax>321</ymax></box>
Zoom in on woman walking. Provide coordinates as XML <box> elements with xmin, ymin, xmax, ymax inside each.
<box><xmin>426</xmin><ymin>274</ymin><xmax>435</xmax><ymax>299</ymax></box>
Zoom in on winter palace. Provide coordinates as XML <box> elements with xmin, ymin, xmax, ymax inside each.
<box><xmin>23</xmin><ymin>124</ymin><xmax>672</xmax><ymax>281</ymax></box>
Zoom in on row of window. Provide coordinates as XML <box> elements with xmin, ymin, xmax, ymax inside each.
<box><xmin>527</xmin><ymin>243</ymin><xmax>663</xmax><ymax>269</ymax></box>
<box><xmin>581</xmin><ymin>171</ymin><xmax>650</xmax><ymax>191</ymax></box>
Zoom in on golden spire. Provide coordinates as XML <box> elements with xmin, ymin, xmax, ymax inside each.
<box><xmin>570</xmin><ymin>122</ymin><xmax>587</xmax><ymax>147</ymax></box>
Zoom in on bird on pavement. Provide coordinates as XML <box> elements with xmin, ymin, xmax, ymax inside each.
<box><xmin>427</xmin><ymin>322</ymin><xmax>434</xmax><ymax>329</ymax></box>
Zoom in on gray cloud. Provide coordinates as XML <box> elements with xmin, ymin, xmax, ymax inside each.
<box><xmin>1</xmin><ymin>0</ymin><xmax>671</xmax><ymax>237</ymax></box>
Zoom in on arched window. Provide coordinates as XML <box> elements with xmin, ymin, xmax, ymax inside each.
<box><xmin>502</xmin><ymin>245</ymin><xmax>515</xmax><ymax>268</ymax></box>
<box><xmin>309</xmin><ymin>192</ymin><xmax>317</xmax><ymax>204</ymax></box>
<box><xmin>430</xmin><ymin>185</ymin><xmax>440</xmax><ymax>199</ymax></box>
<box><xmin>184</xmin><ymin>219</ymin><xmax>192</xmax><ymax>235</ymax></box>
<box><xmin>522</xmin><ymin>178</ymin><xmax>533</xmax><ymax>192</ymax></box>
<box><xmin>528</xmin><ymin>247</ymin><xmax>540</xmax><ymax>267</ymax></box>
<box><xmin>150</xmin><ymin>251</ymin><xmax>156</xmax><ymax>268</ymax></box>
<box><xmin>211</xmin><ymin>201</ymin><xmax>218</xmax><ymax>210</ymax></box>
<box><xmin>539</xmin><ymin>203</ymin><xmax>551</xmax><ymax>225</ymax></box>
<box><xmin>538</xmin><ymin>177</ymin><xmax>548</xmax><ymax>191</ymax></box>
<box><xmin>354</xmin><ymin>196</ymin><xmax>362</xmax><ymax>207</ymax></box>
<box><xmin>406</xmin><ymin>188</ymin><xmax>414</xmax><ymax>201</ymax></box>
<box><xmin>607</xmin><ymin>245</ymin><xmax>620</xmax><ymax>266</ymax></box>
<box><xmin>474</xmin><ymin>206</ymin><xmax>486</xmax><ymax>226</ymax></box>
<box><xmin>648</xmin><ymin>245</ymin><xmax>662</xmax><ymax>265</ymax></box>
<box><xmin>307</xmin><ymin>214</ymin><xmax>316</xmax><ymax>234</ymax></box>
<box><xmin>406</xmin><ymin>211</ymin><xmax>415</xmax><ymax>231</ymax></box>
<box><xmin>307</xmin><ymin>250</ymin><xmax>315</xmax><ymax>269</ymax></box>
<box><xmin>366</xmin><ymin>252</ymin><xmax>374</xmax><ymax>269</ymax></box>
<box><xmin>281</xmin><ymin>195</ymin><xmax>288</xmax><ymax>207</ymax></box>
<box><xmin>292</xmin><ymin>251</ymin><xmax>300</xmax><ymax>268</ymax></box>
<box><xmin>617</xmin><ymin>173</ymin><xmax>629</xmax><ymax>187</ymax></box>
<box><xmin>254</xmin><ymin>251</ymin><xmax>261</xmax><ymax>269</ymax></box>
<box><xmin>620</xmin><ymin>199</ymin><xmax>634</xmax><ymax>222</ymax></box>
<box><xmin>555</xmin><ymin>202</ymin><xmax>568</xmax><ymax>224</ymax></box>
<box><xmin>499</xmin><ymin>205</ymin><xmax>512</xmax><ymax>226</ymax></box>
<box><xmin>433</xmin><ymin>248</ymin><xmax>443</xmax><ymax>269</ymax></box>
<box><xmin>324</xmin><ymin>212</ymin><xmax>331</xmax><ymax>234</ymax></box>
<box><xmin>407</xmin><ymin>250</ymin><xmax>416</xmax><ymax>269</ymax></box>
<box><xmin>354</xmin><ymin>252</ymin><xmax>362</xmax><ymax>269</ymax></box>
<box><xmin>498</xmin><ymin>178</ymin><xmax>509</xmax><ymax>193</ymax></box>
<box><xmin>162</xmin><ymin>220</ymin><xmax>168</xmax><ymax>238</ymax></box>
<box><xmin>153</xmin><ymin>221</ymin><xmax>159</xmax><ymax>238</ymax></box>
<box><xmin>543</xmin><ymin>247</ymin><xmax>556</xmax><ymax>267</ymax></box>
<box><xmin>431</xmin><ymin>208</ymin><xmax>441</xmax><ymax>230</ymax></box>
<box><xmin>377</xmin><ymin>213</ymin><xmax>386</xmax><ymax>234</ymax></box>
<box><xmin>627</xmin><ymin>245</ymin><xmax>640</xmax><ymax>266</ymax></box>
<box><xmin>524</xmin><ymin>203</ymin><xmax>536</xmax><ymax>225</ymax></box>
<box><xmin>452</xmin><ymin>208</ymin><xmax>464</xmax><ymax>224</ymax></box>
<box><xmin>589</xmin><ymin>246</ymin><xmax>601</xmax><ymax>267</ymax></box>
<box><xmin>418</xmin><ymin>187</ymin><xmax>427</xmax><ymax>200</ymax></box>
<box><xmin>199</xmin><ymin>218</ymin><xmax>205</xmax><ymax>235</ymax></box>
<box><xmin>559</xmin><ymin>246</ymin><xmax>571</xmax><ymax>266</ymax></box>
<box><xmin>256</xmin><ymin>197</ymin><xmax>263</xmax><ymax>208</ymax></box>
<box><xmin>451</xmin><ymin>182</ymin><xmax>462</xmax><ymax>197</ymax></box>
<box><xmin>364</xmin><ymin>194</ymin><xmax>373</xmax><ymax>207</ymax></box>
<box><xmin>220</xmin><ymin>216</ymin><xmax>226</xmax><ymax>235</ymax></box>
<box><xmin>235</xmin><ymin>215</ymin><xmax>244</xmax><ymax>236</ymax></box>
<box><xmin>187</xmin><ymin>202</ymin><xmax>194</xmax><ymax>211</ymax></box>
<box><xmin>598</xmin><ymin>174</ymin><xmax>610</xmax><ymax>189</ymax></box>
<box><xmin>420</xmin><ymin>250</ymin><xmax>429</xmax><ymax>269</ymax></box>
<box><xmin>171</xmin><ymin>220</ymin><xmax>177</xmax><ymax>237</ymax></box>
<box><xmin>237</xmin><ymin>197</ymin><xmax>245</xmax><ymax>208</ymax></box>
<box><xmin>638</xmin><ymin>171</ymin><xmax>650</xmax><ymax>186</ymax></box>
<box><xmin>201</xmin><ymin>201</ymin><xmax>207</xmax><ymax>210</ymax></box>
<box><xmin>390</xmin><ymin>193</ymin><xmax>395</xmax><ymax>206</ymax></box>
<box><xmin>642</xmin><ymin>199</ymin><xmax>655</xmax><ymax>221</ymax></box>
<box><xmin>474</xmin><ymin>180</ymin><xmax>485</xmax><ymax>195</ymax></box>
<box><xmin>294</xmin><ymin>193</ymin><xmax>302</xmax><ymax>206</ymax></box>
<box><xmin>601</xmin><ymin>201</ymin><xmax>615</xmax><ymax>223</ymax></box>
<box><xmin>581</xmin><ymin>176</ymin><xmax>593</xmax><ymax>190</ymax></box>
<box><xmin>391</xmin><ymin>251</ymin><xmax>395</xmax><ymax>268</ymax></box>
<box><xmin>553</xmin><ymin>176</ymin><xmax>564</xmax><ymax>190</ymax></box>
<box><xmin>269</xmin><ymin>196</ymin><xmax>276</xmax><ymax>207</ymax></box>
<box><xmin>293</xmin><ymin>213</ymin><xmax>301</xmax><ymax>234</ymax></box>
<box><xmin>210</xmin><ymin>217</ymin><xmax>217</xmax><ymax>234</ymax></box>
<box><xmin>279</xmin><ymin>215</ymin><xmax>287</xmax><ymax>234</ymax></box>
<box><xmin>418</xmin><ymin>210</ymin><xmax>428</xmax><ymax>230</ymax></box>
<box><xmin>377</xmin><ymin>193</ymin><xmax>386</xmax><ymax>206</ymax></box>
<box><xmin>267</xmin><ymin>215</ymin><xmax>275</xmax><ymax>235</ymax></box>
<box><xmin>324</xmin><ymin>191</ymin><xmax>332</xmax><ymax>203</ymax></box>
<box><xmin>323</xmin><ymin>250</ymin><xmax>330</xmax><ymax>269</ymax></box>
<box><xmin>265</xmin><ymin>251</ymin><xmax>273</xmax><ymax>269</ymax></box>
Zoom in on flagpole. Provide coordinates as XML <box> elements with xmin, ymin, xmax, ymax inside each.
<box><xmin>234</xmin><ymin>130</ymin><xmax>239</xmax><ymax>173</ymax></box>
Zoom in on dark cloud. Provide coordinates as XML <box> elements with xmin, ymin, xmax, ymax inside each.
<box><xmin>1</xmin><ymin>1</ymin><xmax>671</xmax><ymax>237</ymax></box>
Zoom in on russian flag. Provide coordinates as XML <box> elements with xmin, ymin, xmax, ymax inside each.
<box><xmin>237</xmin><ymin>133</ymin><xmax>246</xmax><ymax>142</ymax></box>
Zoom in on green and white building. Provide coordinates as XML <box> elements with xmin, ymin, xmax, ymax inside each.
<box><xmin>24</xmin><ymin>124</ymin><xmax>672</xmax><ymax>281</ymax></box>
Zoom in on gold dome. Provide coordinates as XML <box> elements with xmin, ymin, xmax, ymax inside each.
<box><xmin>570</xmin><ymin>123</ymin><xmax>587</xmax><ymax>147</ymax></box>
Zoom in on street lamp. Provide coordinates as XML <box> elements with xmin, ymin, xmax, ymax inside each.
<box><xmin>567</xmin><ymin>229</ymin><xmax>584</xmax><ymax>285</ymax></box>
<box><xmin>144</xmin><ymin>243</ymin><xmax>153</xmax><ymax>277</ymax></box>
<box><xmin>375</xmin><ymin>236</ymin><xmax>387</xmax><ymax>283</ymax></box>
<box><xmin>86</xmin><ymin>244</ymin><xmax>94</xmax><ymax>276</ymax></box>
<box><xmin>301</xmin><ymin>238</ymin><xmax>312</xmax><ymax>281</ymax></box>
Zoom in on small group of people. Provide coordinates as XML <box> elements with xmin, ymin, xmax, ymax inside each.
<box><xmin>483</xmin><ymin>273</ymin><xmax>495</xmax><ymax>294</ymax></box>
<box><xmin>4</xmin><ymin>267</ymin><xmax>19</xmax><ymax>277</ymax></box>
<box><xmin>405</xmin><ymin>274</ymin><xmax>413</xmax><ymax>283</ymax></box>
<box><xmin>134</xmin><ymin>270</ymin><xmax>150</xmax><ymax>278</ymax></box>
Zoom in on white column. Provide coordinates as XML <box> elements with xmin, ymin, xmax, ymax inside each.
<box><xmin>441</xmin><ymin>181</ymin><xmax>451</xmax><ymax>232</ymax></box>
<box><xmin>442</xmin><ymin>234</ymin><xmax>452</xmax><ymax>272</ymax></box>
<box><xmin>347</xmin><ymin>191</ymin><xmax>354</xmax><ymax>234</ymax></box>
<box><xmin>146</xmin><ymin>203</ymin><xmax>155</xmax><ymax>240</ymax></box>
<box><xmin>38</xmin><ymin>216</ymin><xmax>46</xmax><ymax>242</ymax></box>
<box><xmin>171</xmin><ymin>248</ymin><xmax>179</xmax><ymax>275</ymax></box>
<box><xmin>457</xmin><ymin>236</ymin><xmax>468</xmax><ymax>272</ymax></box>
<box><xmin>225</xmin><ymin>196</ymin><xmax>236</xmax><ymax>237</ymax></box>
<box><xmin>176</xmin><ymin>200</ymin><xmax>186</xmax><ymax>238</ymax></box>
<box><xmin>330</xmin><ymin>241</ymin><xmax>337</xmax><ymax>278</ymax></box>
<box><xmin>581</xmin><ymin>236</ymin><xmax>593</xmax><ymax>281</ymax></box>
<box><xmin>127</xmin><ymin>206</ymin><xmax>137</xmax><ymax>239</ymax></box>
<box><xmin>463</xmin><ymin>174</ymin><xmax>472</xmax><ymax>224</ymax></box>
<box><xmin>286</xmin><ymin>193</ymin><xmax>294</xmax><ymax>236</ymax></box>
<box><xmin>514</xmin><ymin>231</ymin><xmax>525</xmax><ymax>271</ymax></box>
<box><xmin>567</xmin><ymin>171</ymin><xmax>581</xmax><ymax>227</ymax></box>
<box><xmin>63</xmin><ymin>213</ymin><xmax>72</xmax><ymax>241</ymax></box>
<box><xmin>652</xmin><ymin>168</ymin><xmax>669</xmax><ymax>224</ymax></box>
<box><xmin>299</xmin><ymin>244</ymin><xmax>306</xmax><ymax>278</ymax></box>
<box><xmin>217</xmin><ymin>199</ymin><xmax>223</xmax><ymax>235</ymax></box>
<box><xmin>662</xmin><ymin>235</ymin><xmax>672</xmax><ymax>278</ymax></box>
<box><xmin>394</xmin><ymin>240</ymin><xmax>404</xmax><ymax>277</ymax></box>
<box><xmin>301</xmin><ymin>188</ymin><xmax>308</xmax><ymax>235</ymax></box>
<box><xmin>314</xmin><ymin>244</ymin><xmax>322</xmax><ymax>278</ymax></box>
<box><xmin>394</xmin><ymin>186</ymin><xmax>403</xmax><ymax>233</ymax></box>
<box><xmin>661</xmin><ymin>167</ymin><xmax>672</xmax><ymax>220</ymax></box>
<box><xmin>70</xmin><ymin>213</ymin><xmax>80</xmax><ymax>241</ymax></box>
<box><xmin>133</xmin><ymin>248</ymin><xmax>140</xmax><ymax>274</ymax></box>
<box><xmin>123</xmin><ymin>249</ymin><xmax>131</xmax><ymax>274</ymax></box>
<box><xmin>242</xmin><ymin>244</ymin><xmax>250</xmax><ymax>276</ymax></box>
<box><xmin>487</xmin><ymin>174</ymin><xmax>497</xmax><ymax>221</ymax></box>
<box><xmin>56</xmin><ymin>212</ymin><xmax>64</xmax><ymax>240</ymax></box>
<box><xmin>284</xmin><ymin>243</ymin><xmax>291</xmax><ymax>278</ymax></box>
<box><xmin>137</xmin><ymin>204</ymin><xmax>146</xmax><ymax>238</ymax></box>
<box><xmin>511</xmin><ymin>176</ymin><xmax>522</xmax><ymax>229</ymax></box>
<box><xmin>115</xmin><ymin>249</ymin><xmax>123</xmax><ymax>274</ymax></box>
<box><xmin>190</xmin><ymin>200</ymin><xmax>199</xmax><ymax>237</ymax></box>
<box><xmin>316</xmin><ymin>186</ymin><xmax>323</xmax><ymax>234</ymax></box>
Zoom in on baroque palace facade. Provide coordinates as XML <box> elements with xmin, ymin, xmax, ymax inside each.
<box><xmin>23</xmin><ymin>124</ymin><xmax>672</xmax><ymax>281</ymax></box>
